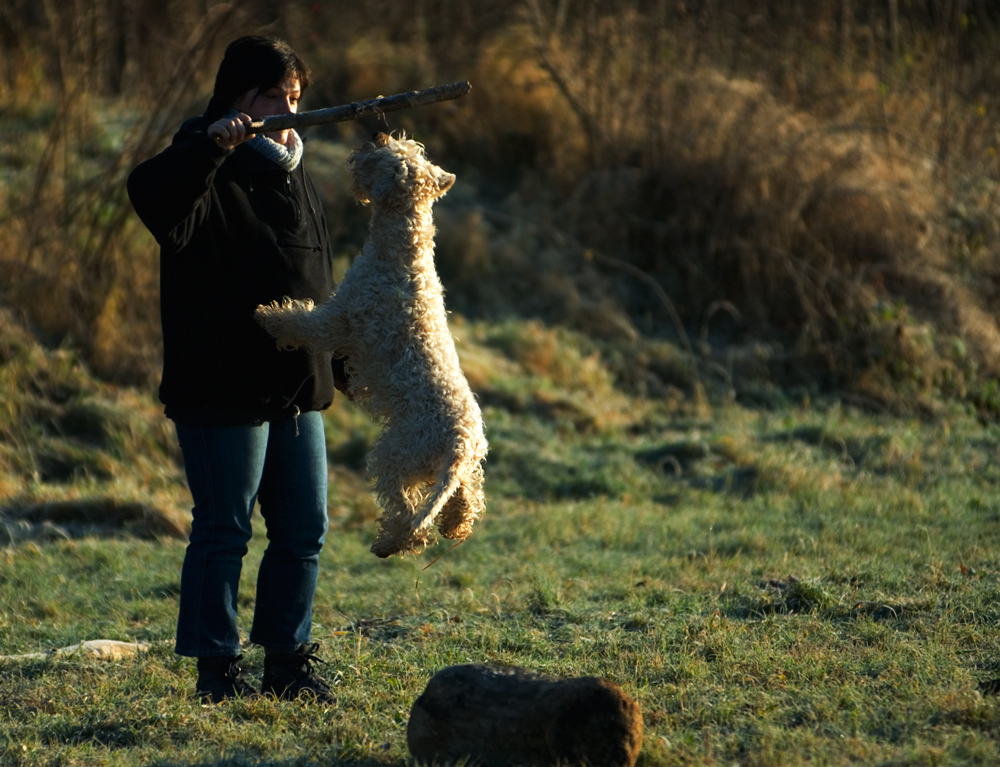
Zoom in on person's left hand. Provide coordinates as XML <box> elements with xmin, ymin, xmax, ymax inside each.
<box><xmin>207</xmin><ymin>112</ymin><xmax>255</xmax><ymax>149</ymax></box>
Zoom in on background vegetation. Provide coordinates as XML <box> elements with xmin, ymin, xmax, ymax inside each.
<box><xmin>2</xmin><ymin>1</ymin><xmax>1000</xmax><ymax>765</ymax></box>
<box><xmin>4</xmin><ymin>0</ymin><xmax>1000</xmax><ymax>404</ymax></box>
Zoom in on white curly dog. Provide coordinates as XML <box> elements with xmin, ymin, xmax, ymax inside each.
<box><xmin>255</xmin><ymin>133</ymin><xmax>487</xmax><ymax>558</ymax></box>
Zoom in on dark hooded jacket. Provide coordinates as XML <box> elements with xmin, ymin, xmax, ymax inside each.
<box><xmin>127</xmin><ymin>116</ymin><xmax>338</xmax><ymax>423</ymax></box>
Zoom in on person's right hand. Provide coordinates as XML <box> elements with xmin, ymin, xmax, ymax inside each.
<box><xmin>207</xmin><ymin>113</ymin><xmax>255</xmax><ymax>149</ymax></box>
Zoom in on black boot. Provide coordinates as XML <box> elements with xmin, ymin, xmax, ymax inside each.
<box><xmin>195</xmin><ymin>655</ymin><xmax>257</xmax><ymax>703</ymax></box>
<box><xmin>261</xmin><ymin>643</ymin><xmax>336</xmax><ymax>704</ymax></box>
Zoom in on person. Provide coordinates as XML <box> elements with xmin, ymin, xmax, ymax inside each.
<box><xmin>127</xmin><ymin>35</ymin><xmax>344</xmax><ymax>704</ymax></box>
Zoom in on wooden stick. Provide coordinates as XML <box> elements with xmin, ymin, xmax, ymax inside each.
<box><xmin>249</xmin><ymin>81</ymin><xmax>472</xmax><ymax>132</ymax></box>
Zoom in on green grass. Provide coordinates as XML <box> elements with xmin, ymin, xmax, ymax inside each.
<box><xmin>2</xmin><ymin>329</ymin><xmax>1000</xmax><ymax>765</ymax></box>
<box><xmin>4</xmin><ymin>4</ymin><xmax>1000</xmax><ymax>763</ymax></box>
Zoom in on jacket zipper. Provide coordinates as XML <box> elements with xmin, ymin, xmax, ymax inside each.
<box><xmin>286</xmin><ymin>173</ymin><xmax>303</xmax><ymax>225</ymax></box>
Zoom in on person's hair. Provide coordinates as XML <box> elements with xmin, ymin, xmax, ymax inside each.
<box><xmin>204</xmin><ymin>36</ymin><xmax>313</xmax><ymax>121</ymax></box>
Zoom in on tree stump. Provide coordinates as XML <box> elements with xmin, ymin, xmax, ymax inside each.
<box><xmin>407</xmin><ymin>664</ymin><xmax>643</xmax><ymax>767</ymax></box>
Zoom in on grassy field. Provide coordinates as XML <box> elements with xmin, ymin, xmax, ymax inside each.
<box><xmin>2</xmin><ymin>314</ymin><xmax>1000</xmax><ymax>766</ymax></box>
<box><xmin>4</xmin><ymin>2</ymin><xmax>1000</xmax><ymax>765</ymax></box>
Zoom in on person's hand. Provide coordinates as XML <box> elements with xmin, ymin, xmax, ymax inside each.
<box><xmin>207</xmin><ymin>113</ymin><xmax>255</xmax><ymax>149</ymax></box>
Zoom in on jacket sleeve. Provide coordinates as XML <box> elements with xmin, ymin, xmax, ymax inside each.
<box><xmin>126</xmin><ymin>131</ymin><xmax>233</xmax><ymax>251</ymax></box>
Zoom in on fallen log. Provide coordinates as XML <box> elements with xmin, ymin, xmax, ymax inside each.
<box><xmin>407</xmin><ymin>663</ymin><xmax>643</xmax><ymax>767</ymax></box>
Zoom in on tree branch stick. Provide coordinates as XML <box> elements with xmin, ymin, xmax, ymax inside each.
<box><xmin>249</xmin><ymin>81</ymin><xmax>471</xmax><ymax>132</ymax></box>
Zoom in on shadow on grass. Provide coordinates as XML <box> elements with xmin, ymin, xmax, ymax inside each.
<box><xmin>636</xmin><ymin>441</ymin><xmax>761</xmax><ymax>499</ymax></box>
<box><xmin>149</xmin><ymin>760</ymin><xmax>402</xmax><ymax>767</ymax></box>
<box><xmin>764</xmin><ymin>427</ymin><xmax>890</xmax><ymax>467</ymax></box>
<box><xmin>489</xmin><ymin>442</ymin><xmax>625</xmax><ymax>500</ymax></box>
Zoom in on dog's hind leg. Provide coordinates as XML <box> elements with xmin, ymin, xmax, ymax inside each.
<box><xmin>370</xmin><ymin>489</ymin><xmax>435</xmax><ymax>558</ymax></box>
<box><xmin>436</xmin><ymin>471</ymin><xmax>484</xmax><ymax>541</ymax></box>
<box><xmin>370</xmin><ymin>472</ymin><xmax>437</xmax><ymax>558</ymax></box>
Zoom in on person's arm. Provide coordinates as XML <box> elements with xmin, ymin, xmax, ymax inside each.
<box><xmin>126</xmin><ymin>114</ymin><xmax>255</xmax><ymax>250</ymax></box>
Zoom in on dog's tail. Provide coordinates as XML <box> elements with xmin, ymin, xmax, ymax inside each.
<box><xmin>410</xmin><ymin>462</ymin><xmax>466</xmax><ymax>539</ymax></box>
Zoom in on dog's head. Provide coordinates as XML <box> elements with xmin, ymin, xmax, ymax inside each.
<box><xmin>349</xmin><ymin>132</ymin><xmax>455</xmax><ymax>208</ymax></box>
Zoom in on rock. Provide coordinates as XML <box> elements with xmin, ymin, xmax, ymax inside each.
<box><xmin>0</xmin><ymin>639</ymin><xmax>151</xmax><ymax>662</ymax></box>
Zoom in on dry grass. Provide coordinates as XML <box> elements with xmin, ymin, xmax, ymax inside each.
<box><xmin>2</xmin><ymin>1</ymin><xmax>1000</xmax><ymax>415</ymax></box>
<box><xmin>424</xmin><ymin>5</ymin><xmax>1000</xmax><ymax>414</ymax></box>
<box><xmin>0</xmin><ymin>307</ymin><xmax>188</xmax><ymax>530</ymax></box>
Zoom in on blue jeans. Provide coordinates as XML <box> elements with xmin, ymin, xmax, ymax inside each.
<box><xmin>173</xmin><ymin>412</ymin><xmax>329</xmax><ymax>658</ymax></box>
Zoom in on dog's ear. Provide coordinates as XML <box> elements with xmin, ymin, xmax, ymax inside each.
<box><xmin>348</xmin><ymin>147</ymin><xmax>376</xmax><ymax>204</ymax></box>
<box><xmin>436</xmin><ymin>170</ymin><xmax>456</xmax><ymax>196</ymax></box>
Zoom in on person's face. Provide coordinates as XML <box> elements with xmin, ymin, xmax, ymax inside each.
<box><xmin>234</xmin><ymin>77</ymin><xmax>301</xmax><ymax>145</ymax></box>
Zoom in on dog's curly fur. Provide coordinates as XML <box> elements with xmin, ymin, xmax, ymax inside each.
<box><xmin>255</xmin><ymin>133</ymin><xmax>487</xmax><ymax>558</ymax></box>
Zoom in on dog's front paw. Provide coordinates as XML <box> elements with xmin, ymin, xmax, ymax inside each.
<box><xmin>253</xmin><ymin>300</ymin><xmax>281</xmax><ymax>327</ymax></box>
<box><xmin>253</xmin><ymin>297</ymin><xmax>315</xmax><ymax>350</ymax></box>
<box><xmin>255</xmin><ymin>296</ymin><xmax>315</xmax><ymax>320</ymax></box>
